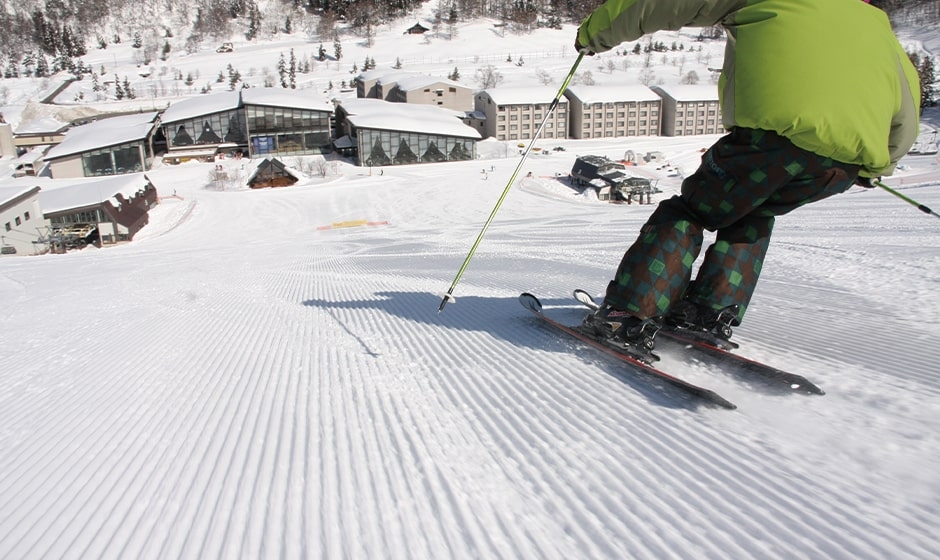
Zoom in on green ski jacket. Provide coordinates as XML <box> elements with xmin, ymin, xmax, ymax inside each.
<box><xmin>577</xmin><ymin>0</ymin><xmax>921</xmax><ymax>176</ymax></box>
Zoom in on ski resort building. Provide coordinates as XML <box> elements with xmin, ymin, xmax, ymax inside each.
<box><xmin>241</xmin><ymin>88</ymin><xmax>334</xmax><ymax>157</ymax></box>
<box><xmin>565</xmin><ymin>85</ymin><xmax>662</xmax><ymax>139</ymax></box>
<box><xmin>160</xmin><ymin>90</ymin><xmax>334</xmax><ymax>162</ymax></box>
<box><xmin>39</xmin><ymin>174</ymin><xmax>159</xmax><ymax>247</ymax></box>
<box><xmin>474</xmin><ymin>87</ymin><xmax>570</xmax><ymax>142</ymax></box>
<box><xmin>43</xmin><ymin>113</ymin><xmax>160</xmax><ymax>179</ymax></box>
<box><xmin>355</xmin><ymin>71</ymin><xmax>473</xmax><ymax>112</ymax></box>
<box><xmin>652</xmin><ymin>85</ymin><xmax>723</xmax><ymax>136</ymax></box>
<box><xmin>333</xmin><ymin>98</ymin><xmax>479</xmax><ymax>167</ymax></box>
<box><xmin>1</xmin><ymin>185</ymin><xmax>47</xmax><ymax>256</ymax></box>
<box><xmin>160</xmin><ymin>91</ymin><xmax>245</xmax><ymax>162</ymax></box>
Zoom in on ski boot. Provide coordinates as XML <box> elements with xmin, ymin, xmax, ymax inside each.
<box><xmin>665</xmin><ymin>300</ymin><xmax>741</xmax><ymax>348</ymax></box>
<box><xmin>582</xmin><ymin>304</ymin><xmax>662</xmax><ymax>363</ymax></box>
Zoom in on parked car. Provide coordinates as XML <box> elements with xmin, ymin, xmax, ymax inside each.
<box><xmin>216</xmin><ymin>42</ymin><xmax>234</xmax><ymax>53</ymax></box>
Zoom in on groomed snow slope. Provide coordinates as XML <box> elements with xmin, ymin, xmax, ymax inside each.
<box><xmin>1</xmin><ymin>136</ymin><xmax>939</xmax><ymax>559</ymax></box>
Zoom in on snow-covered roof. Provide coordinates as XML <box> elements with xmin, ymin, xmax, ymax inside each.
<box><xmin>652</xmin><ymin>84</ymin><xmax>719</xmax><ymax>102</ymax></box>
<box><xmin>160</xmin><ymin>91</ymin><xmax>241</xmax><ymax>124</ymax></box>
<box><xmin>240</xmin><ymin>88</ymin><xmax>334</xmax><ymax>112</ymax></box>
<box><xmin>480</xmin><ymin>86</ymin><xmax>568</xmax><ymax>106</ymax></box>
<box><xmin>14</xmin><ymin>117</ymin><xmax>69</xmax><ymax>135</ymax></box>
<box><xmin>393</xmin><ymin>75</ymin><xmax>465</xmax><ymax>92</ymax></box>
<box><xmin>338</xmin><ymin>99</ymin><xmax>480</xmax><ymax>139</ymax></box>
<box><xmin>0</xmin><ymin>185</ymin><xmax>41</xmax><ymax>209</ymax></box>
<box><xmin>39</xmin><ymin>174</ymin><xmax>151</xmax><ymax>214</ymax></box>
<box><xmin>565</xmin><ymin>85</ymin><xmax>660</xmax><ymax>104</ymax></box>
<box><xmin>44</xmin><ymin>113</ymin><xmax>159</xmax><ymax>160</ymax></box>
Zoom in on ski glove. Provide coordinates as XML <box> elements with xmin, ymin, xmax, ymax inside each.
<box><xmin>856</xmin><ymin>176</ymin><xmax>878</xmax><ymax>188</ymax></box>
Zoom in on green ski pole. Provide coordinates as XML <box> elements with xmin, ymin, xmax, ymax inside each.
<box><xmin>873</xmin><ymin>179</ymin><xmax>940</xmax><ymax>219</ymax></box>
<box><xmin>438</xmin><ymin>52</ymin><xmax>586</xmax><ymax>312</ymax></box>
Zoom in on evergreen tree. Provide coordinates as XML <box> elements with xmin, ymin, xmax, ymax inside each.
<box><xmin>123</xmin><ymin>76</ymin><xmax>135</xmax><ymax>99</ymax></box>
<box><xmin>448</xmin><ymin>67</ymin><xmax>460</xmax><ymax>81</ymax></box>
<box><xmin>246</xmin><ymin>1</ymin><xmax>262</xmax><ymax>40</ymax></box>
<box><xmin>289</xmin><ymin>48</ymin><xmax>297</xmax><ymax>89</ymax></box>
<box><xmin>394</xmin><ymin>57</ymin><xmax>402</xmax><ymax>69</ymax></box>
<box><xmin>318</xmin><ymin>43</ymin><xmax>327</xmax><ymax>61</ymax></box>
<box><xmin>132</xmin><ymin>31</ymin><xmax>142</xmax><ymax>49</ymax></box>
<box><xmin>161</xmin><ymin>41</ymin><xmax>171</xmax><ymax>61</ymax></box>
<box><xmin>34</xmin><ymin>52</ymin><xmax>49</xmax><ymax>77</ymax></box>
<box><xmin>227</xmin><ymin>63</ymin><xmax>241</xmax><ymax>90</ymax></box>
<box><xmin>284</xmin><ymin>16</ymin><xmax>292</xmax><ymax>34</ymax></box>
<box><xmin>114</xmin><ymin>74</ymin><xmax>124</xmax><ymax>99</ymax></box>
<box><xmin>333</xmin><ymin>37</ymin><xmax>342</xmax><ymax>60</ymax></box>
<box><xmin>278</xmin><ymin>53</ymin><xmax>288</xmax><ymax>88</ymax></box>
<box><xmin>919</xmin><ymin>56</ymin><xmax>937</xmax><ymax>107</ymax></box>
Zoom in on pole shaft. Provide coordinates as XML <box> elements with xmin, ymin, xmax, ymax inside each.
<box><xmin>439</xmin><ymin>52</ymin><xmax>585</xmax><ymax>311</ymax></box>
<box><xmin>873</xmin><ymin>179</ymin><xmax>940</xmax><ymax>219</ymax></box>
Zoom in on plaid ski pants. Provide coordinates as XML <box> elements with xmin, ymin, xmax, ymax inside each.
<box><xmin>604</xmin><ymin>127</ymin><xmax>859</xmax><ymax>323</ymax></box>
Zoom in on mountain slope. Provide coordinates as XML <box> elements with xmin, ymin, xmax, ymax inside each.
<box><xmin>1</xmin><ymin>140</ymin><xmax>938</xmax><ymax>558</ymax></box>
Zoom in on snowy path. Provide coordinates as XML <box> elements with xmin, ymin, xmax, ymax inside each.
<box><xmin>1</xmin><ymin>152</ymin><xmax>939</xmax><ymax>559</ymax></box>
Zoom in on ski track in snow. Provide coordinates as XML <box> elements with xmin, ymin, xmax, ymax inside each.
<box><xmin>1</xmin><ymin>150</ymin><xmax>939</xmax><ymax>559</ymax></box>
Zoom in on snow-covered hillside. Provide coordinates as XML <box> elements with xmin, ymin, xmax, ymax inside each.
<box><xmin>1</xmin><ymin>10</ymin><xmax>939</xmax><ymax>560</ymax></box>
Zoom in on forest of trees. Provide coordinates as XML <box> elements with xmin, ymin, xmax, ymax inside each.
<box><xmin>0</xmin><ymin>0</ymin><xmax>935</xmax><ymax>107</ymax></box>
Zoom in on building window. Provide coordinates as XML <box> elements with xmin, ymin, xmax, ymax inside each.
<box><xmin>15</xmin><ymin>217</ymin><xmax>21</xmax><ymax>226</ymax></box>
<box><xmin>4</xmin><ymin>222</ymin><xmax>9</xmax><ymax>232</ymax></box>
<box><xmin>24</xmin><ymin>211</ymin><xmax>30</xmax><ymax>221</ymax></box>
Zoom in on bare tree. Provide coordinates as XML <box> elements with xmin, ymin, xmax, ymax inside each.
<box><xmin>474</xmin><ymin>64</ymin><xmax>504</xmax><ymax>89</ymax></box>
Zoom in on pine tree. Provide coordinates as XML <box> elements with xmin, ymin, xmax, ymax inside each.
<box><xmin>289</xmin><ymin>49</ymin><xmax>297</xmax><ymax>89</ymax></box>
<box><xmin>123</xmin><ymin>77</ymin><xmax>135</xmax><ymax>99</ymax></box>
<box><xmin>318</xmin><ymin>43</ymin><xmax>327</xmax><ymax>61</ymax></box>
<box><xmin>278</xmin><ymin>53</ymin><xmax>288</xmax><ymax>88</ymax></box>
<box><xmin>919</xmin><ymin>56</ymin><xmax>937</xmax><ymax>107</ymax></box>
<box><xmin>114</xmin><ymin>74</ymin><xmax>125</xmax><ymax>99</ymax></box>
<box><xmin>284</xmin><ymin>16</ymin><xmax>292</xmax><ymax>34</ymax></box>
<box><xmin>333</xmin><ymin>37</ymin><xmax>342</xmax><ymax>61</ymax></box>
<box><xmin>34</xmin><ymin>52</ymin><xmax>49</xmax><ymax>77</ymax></box>
<box><xmin>448</xmin><ymin>67</ymin><xmax>460</xmax><ymax>81</ymax></box>
<box><xmin>227</xmin><ymin>64</ymin><xmax>241</xmax><ymax>90</ymax></box>
<box><xmin>246</xmin><ymin>1</ymin><xmax>262</xmax><ymax>40</ymax></box>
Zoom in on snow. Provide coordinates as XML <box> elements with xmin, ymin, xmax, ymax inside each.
<box><xmin>159</xmin><ymin>92</ymin><xmax>241</xmax><ymax>125</ymax></box>
<box><xmin>38</xmin><ymin>174</ymin><xmax>152</xmax><ymax>214</ymax></box>
<box><xmin>43</xmin><ymin>112</ymin><xmax>160</xmax><ymax>159</ymax></box>
<box><xmin>339</xmin><ymin>98</ymin><xmax>480</xmax><ymax>137</ymax></box>
<box><xmin>1</xmin><ymin>9</ymin><xmax>940</xmax><ymax>560</ymax></box>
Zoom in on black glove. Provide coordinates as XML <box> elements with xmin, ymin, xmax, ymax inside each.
<box><xmin>574</xmin><ymin>39</ymin><xmax>595</xmax><ymax>56</ymax></box>
<box><xmin>855</xmin><ymin>176</ymin><xmax>876</xmax><ymax>188</ymax></box>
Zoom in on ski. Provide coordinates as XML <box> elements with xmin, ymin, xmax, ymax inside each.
<box><xmin>573</xmin><ymin>289</ymin><xmax>824</xmax><ymax>395</ymax></box>
<box><xmin>520</xmin><ymin>292</ymin><xmax>737</xmax><ymax>410</ymax></box>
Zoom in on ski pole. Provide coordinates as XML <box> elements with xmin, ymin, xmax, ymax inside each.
<box><xmin>438</xmin><ymin>51</ymin><xmax>585</xmax><ymax>312</ymax></box>
<box><xmin>873</xmin><ymin>179</ymin><xmax>940</xmax><ymax>219</ymax></box>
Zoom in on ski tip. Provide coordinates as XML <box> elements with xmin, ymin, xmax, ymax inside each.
<box><xmin>519</xmin><ymin>292</ymin><xmax>542</xmax><ymax>312</ymax></box>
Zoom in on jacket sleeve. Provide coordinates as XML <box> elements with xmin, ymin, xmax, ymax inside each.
<box><xmin>577</xmin><ymin>0</ymin><xmax>746</xmax><ymax>54</ymax></box>
<box><xmin>881</xmin><ymin>48</ymin><xmax>921</xmax><ymax>176</ymax></box>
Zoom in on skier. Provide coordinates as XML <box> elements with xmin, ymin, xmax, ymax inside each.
<box><xmin>575</xmin><ymin>0</ymin><xmax>921</xmax><ymax>359</ymax></box>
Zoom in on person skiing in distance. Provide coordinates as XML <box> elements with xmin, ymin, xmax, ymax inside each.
<box><xmin>575</xmin><ymin>0</ymin><xmax>921</xmax><ymax>361</ymax></box>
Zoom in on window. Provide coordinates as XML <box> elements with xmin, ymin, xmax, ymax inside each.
<box><xmin>24</xmin><ymin>211</ymin><xmax>30</xmax><ymax>221</ymax></box>
<box><xmin>4</xmin><ymin>222</ymin><xmax>9</xmax><ymax>232</ymax></box>
<box><xmin>15</xmin><ymin>217</ymin><xmax>21</xmax><ymax>226</ymax></box>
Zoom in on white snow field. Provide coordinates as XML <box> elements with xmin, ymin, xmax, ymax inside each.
<box><xmin>2</xmin><ymin>6</ymin><xmax>940</xmax><ymax>558</ymax></box>
<box><xmin>1</xmin><ymin>135</ymin><xmax>938</xmax><ymax>559</ymax></box>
